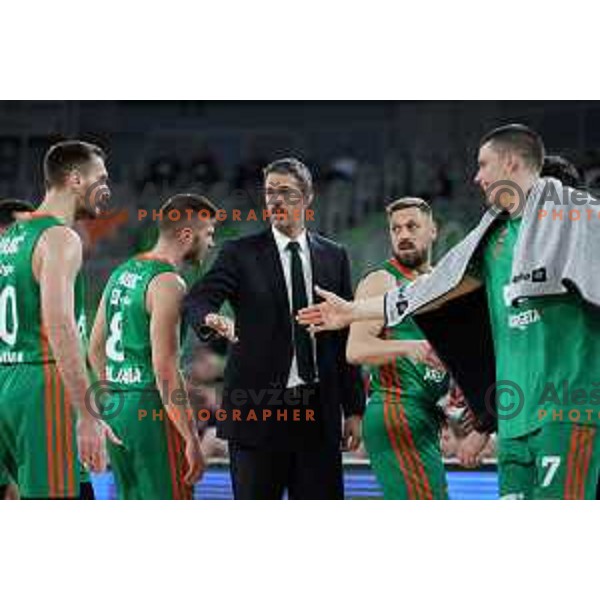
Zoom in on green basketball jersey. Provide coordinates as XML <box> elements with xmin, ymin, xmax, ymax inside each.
<box><xmin>368</xmin><ymin>258</ymin><xmax>449</xmax><ymax>403</ymax></box>
<box><xmin>103</xmin><ymin>254</ymin><xmax>178</xmax><ymax>392</ymax></box>
<box><xmin>482</xmin><ymin>216</ymin><xmax>600</xmax><ymax>438</ymax></box>
<box><xmin>0</xmin><ymin>215</ymin><xmax>86</xmax><ymax>365</ymax></box>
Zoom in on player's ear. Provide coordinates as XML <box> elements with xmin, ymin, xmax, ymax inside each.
<box><xmin>430</xmin><ymin>218</ymin><xmax>438</xmax><ymax>242</ymax></box>
<box><xmin>506</xmin><ymin>152</ymin><xmax>519</xmax><ymax>175</ymax></box>
<box><xmin>177</xmin><ymin>226</ymin><xmax>194</xmax><ymax>244</ymax></box>
<box><xmin>67</xmin><ymin>169</ymin><xmax>82</xmax><ymax>188</ymax></box>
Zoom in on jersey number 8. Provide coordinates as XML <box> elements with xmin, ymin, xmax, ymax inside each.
<box><xmin>106</xmin><ymin>311</ymin><xmax>125</xmax><ymax>362</ymax></box>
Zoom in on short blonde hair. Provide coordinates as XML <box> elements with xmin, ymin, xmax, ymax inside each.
<box><xmin>385</xmin><ymin>197</ymin><xmax>432</xmax><ymax>218</ymax></box>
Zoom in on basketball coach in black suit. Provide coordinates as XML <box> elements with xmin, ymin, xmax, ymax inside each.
<box><xmin>183</xmin><ymin>158</ymin><xmax>365</xmax><ymax>499</ymax></box>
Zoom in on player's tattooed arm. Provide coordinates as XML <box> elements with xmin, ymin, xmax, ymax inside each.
<box><xmin>346</xmin><ymin>270</ymin><xmax>442</xmax><ymax>368</ymax></box>
<box><xmin>148</xmin><ymin>272</ymin><xmax>205</xmax><ymax>485</ymax></box>
<box><xmin>88</xmin><ymin>293</ymin><xmax>108</xmax><ymax>379</ymax></box>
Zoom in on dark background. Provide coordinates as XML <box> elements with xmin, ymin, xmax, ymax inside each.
<box><xmin>2</xmin><ymin>100</ymin><xmax>599</xmax><ymax>312</ymax></box>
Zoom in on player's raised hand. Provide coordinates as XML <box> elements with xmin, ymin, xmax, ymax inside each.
<box><xmin>296</xmin><ymin>285</ymin><xmax>354</xmax><ymax>333</ymax></box>
<box><xmin>205</xmin><ymin>313</ymin><xmax>238</xmax><ymax>343</ymax></box>
<box><xmin>456</xmin><ymin>430</ymin><xmax>489</xmax><ymax>468</ymax></box>
<box><xmin>184</xmin><ymin>435</ymin><xmax>206</xmax><ymax>485</ymax></box>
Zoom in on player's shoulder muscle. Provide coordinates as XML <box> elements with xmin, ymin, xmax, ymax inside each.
<box><xmin>33</xmin><ymin>225</ymin><xmax>82</xmax><ymax>281</ymax></box>
<box><xmin>355</xmin><ymin>269</ymin><xmax>396</xmax><ymax>300</ymax></box>
<box><xmin>146</xmin><ymin>271</ymin><xmax>186</xmax><ymax>314</ymax></box>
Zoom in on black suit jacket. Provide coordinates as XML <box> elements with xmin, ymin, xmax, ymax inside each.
<box><xmin>183</xmin><ymin>228</ymin><xmax>366</xmax><ymax>448</ymax></box>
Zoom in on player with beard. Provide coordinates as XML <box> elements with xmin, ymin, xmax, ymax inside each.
<box><xmin>0</xmin><ymin>141</ymin><xmax>118</xmax><ymax>499</ymax></box>
<box><xmin>299</xmin><ymin>125</ymin><xmax>600</xmax><ymax>499</ymax></box>
<box><xmin>346</xmin><ymin>198</ymin><xmax>451</xmax><ymax>499</ymax></box>
<box><xmin>88</xmin><ymin>194</ymin><xmax>223</xmax><ymax>499</ymax></box>
<box><xmin>0</xmin><ymin>198</ymin><xmax>98</xmax><ymax>500</ymax></box>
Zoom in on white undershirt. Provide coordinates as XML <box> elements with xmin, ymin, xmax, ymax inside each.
<box><xmin>271</xmin><ymin>225</ymin><xmax>319</xmax><ymax>388</ymax></box>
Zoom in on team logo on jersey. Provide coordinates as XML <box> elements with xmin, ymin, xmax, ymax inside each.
<box><xmin>0</xmin><ymin>350</ymin><xmax>23</xmax><ymax>363</ymax></box>
<box><xmin>117</xmin><ymin>271</ymin><xmax>143</xmax><ymax>290</ymax></box>
<box><xmin>395</xmin><ymin>298</ymin><xmax>408</xmax><ymax>315</ymax></box>
<box><xmin>508</xmin><ymin>308</ymin><xmax>541</xmax><ymax>330</ymax></box>
<box><xmin>0</xmin><ymin>234</ymin><xmax>26</xmax><ymax>256</ymax></box>
<box><xmin>0</xmin><ymin>264</ymin><xmax>14</xmax><ymax>277</ymax></box>
<box><xmin>512</xmin><ymin>266</ymin><xmax>548</xmax><ymax>285</ymax></box>
<box><xmin>394</xmin><ymin>287</ymin><xmax>409</xmax><ymax>320</ymax></box>
<box><xmin>106</xmin><ymin>365</ymin><xmax>142</xmax><ymax>385</ymax></box>
<box><xmin>424</xmin><ymin>367</ymin><xmax>446</xmax><ymax>383</ymax></box>
<box><xmin>531</xmin><ymin>267</ymin><xmax>547</xmax><ymax>282</ymax></box>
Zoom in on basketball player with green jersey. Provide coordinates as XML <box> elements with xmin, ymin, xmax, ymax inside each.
<box><xmin>0</xmin><ymin>141</ymin><xmax>119</xmax><ymax>499</ymax></box>
<box><xmin>0</xmin><ymin>199</ymin><xmax>33</xmax><ymax>500</ymax></box>
<box><xmin>466</xmin><ymin>154</ymin><xmax>600</xmax><ymax>499</ymax></box>
<box><xmin>298</xmin><ymin>125</ymin><xmax>600</xmax><ymax>499</ymax></box>
<box><xmin>347</xmin><ymin>198</ymin><xmax>450</xmax><ymax>499</ymax></box>
<box><xmin>0</xmin><ymin>199</ymin><xmax>32</xmax><ymax>499</ymax></box>
<box><xmin>88</xmin><ymin>194</ymin><xmax>229</xmax><ymax>499</ymax></box>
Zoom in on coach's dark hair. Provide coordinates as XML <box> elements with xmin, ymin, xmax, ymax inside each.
<box><xmin>480</xmin><ymin>124</ymin><xmax>545</xmax><ymax>172</ymax></box>
<box><xmin>43</xmin><ymin>141</ymin><xmax>106</xmax><ymax>190</ymax></box>
<box><xmin>541</xmin><ymin>155</ymin><xmax>583</xmax><ymax>189</ymax></box>
<box><xmin>158</xmin><ymin>193</ymin><xmax>218</xmax><ymax>236</ymax></box>
<box><xmin>263</xmin><ymin>158</ymin><xmax>313</xmax><ymax>197</ymax></box>
<box><xmin>386</xmin><ymin>197</ymin><xmax>432</xmax><ymax>218</ymax></box>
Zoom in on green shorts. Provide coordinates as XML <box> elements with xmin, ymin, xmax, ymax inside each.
<box><xmin>498</xmin><ymin>422</ymin><xmax>600</xmax><ymax>499</ymax></box>
<box><xmin>0</xmin><ymin>363</ymin><xmax>83</xmax><ymax>498</ymax></box>
<box><xmin>104</xmin><ymin>390</ymin><xmax>193</xmax><ymax>500</ymax></box>
<box><xmin>363</xmin><ymin>394</ymin><xmax>447</xmax><ymax>499</ymax></box>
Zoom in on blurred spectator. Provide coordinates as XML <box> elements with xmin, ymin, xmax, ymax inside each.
<box><xmin>438</xmin><ymin>383</ymin><xmax>500</xmax><ymax>463</ymax></box>
<box><xmin>187</xmin><ymin>344</ymin><xmax>223</xmax><ymax>387</ymax></box>
<box><xmin>185</xmin><ymin>344</ymin><xmax>227</xmax><ymax>459</ymax></box>
<box><xmin>327</xmin><ymin>147</ymin><xmax>358</xmax><ymax>182</ymax></box>
<box><xmin>146</xmin><ymin>155</ymin><xmax>182</xmax><ymax>188</ymax></box>
<box><xmin>431</xmin><ymin>163</ymin><xmax>453</xmax><ymax>202</ymax></box>
<box><xmin>189</xmin><ymin>147</ymin><xmax>221</xmax><ymax>189</ymax></box>
<box><xmin>441</xmin><ymin>425</ymin><xmax>496</xmax><ymax>461</ymax></box>
<box><xmin>0</xmin><ymin>137</ymin><xmax>19</xmax><ymax>183</ymax></box>
<box><xmin>233</xmin><ymin>148</ymin><xmax>268</xmax><ymax>208</ymax></box>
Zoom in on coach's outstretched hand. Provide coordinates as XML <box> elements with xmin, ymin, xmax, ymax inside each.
<box><xmin>296</xmin><ymin>286</ymin><xmax>354</xmax><ymax>333</ymax></box>
<box><xmin>204</xmin><ymin>313</ymin><xmax>238</xmax><ymax>343</ymax></box>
